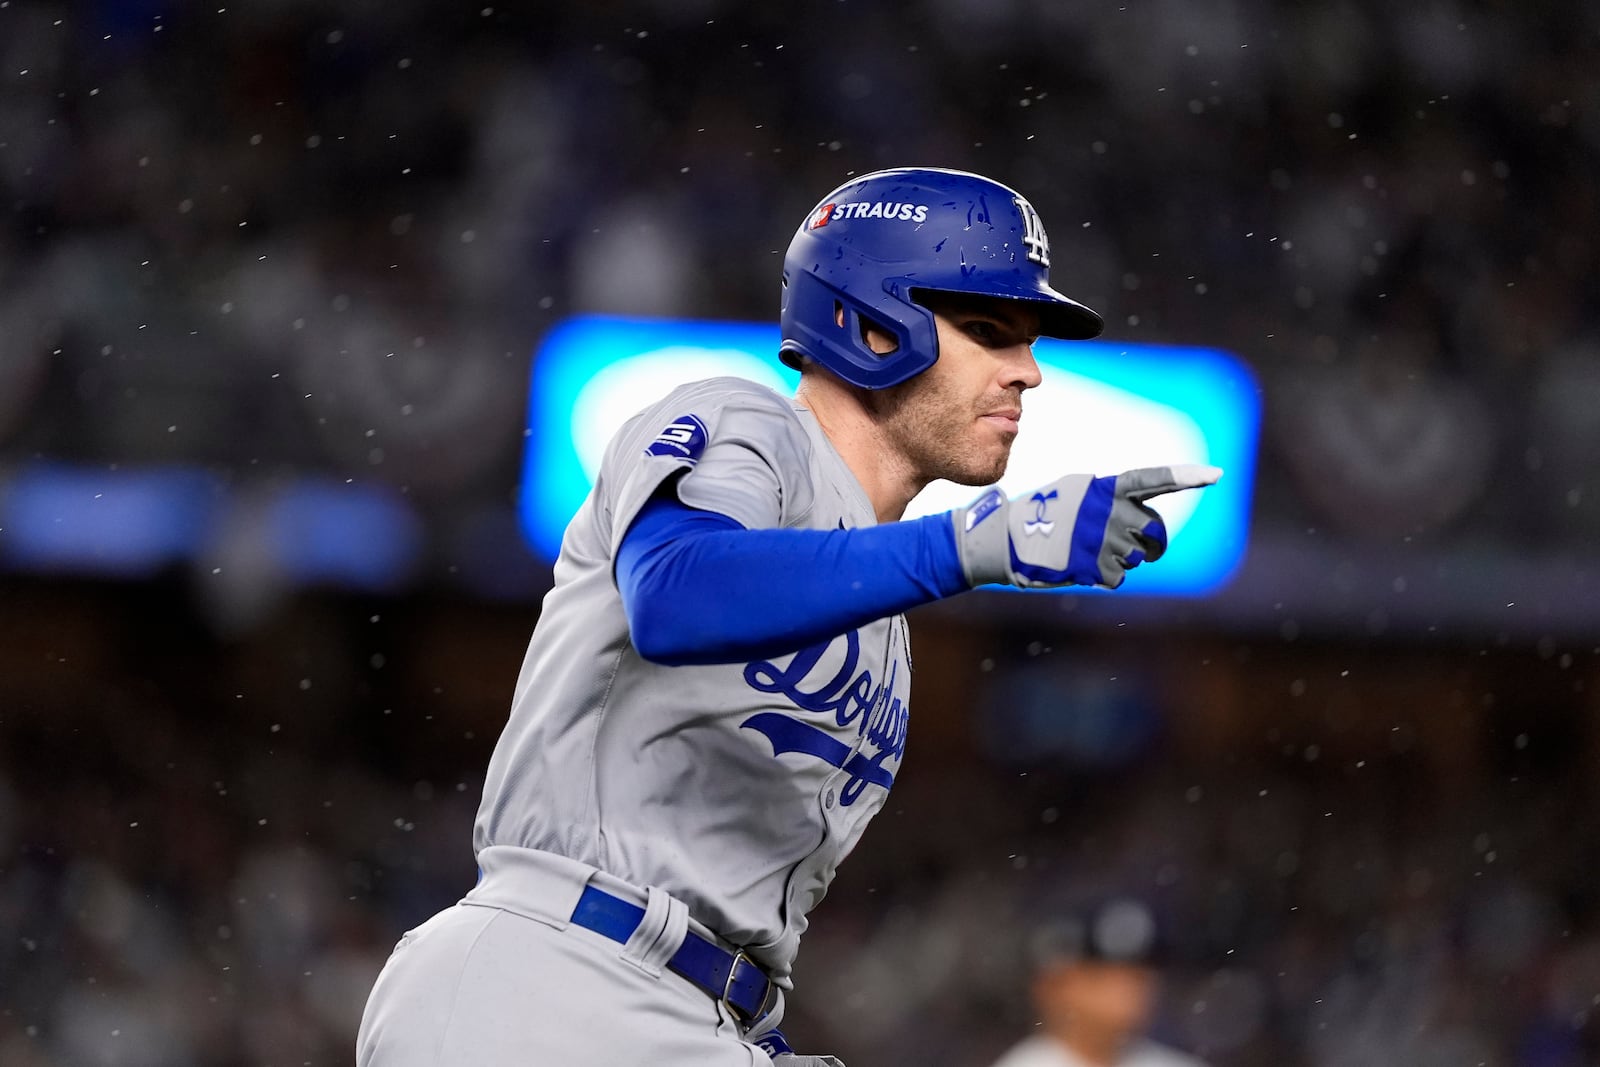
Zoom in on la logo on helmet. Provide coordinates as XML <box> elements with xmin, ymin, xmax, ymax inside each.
<box><xmin>1014</xmin><ymin>195</ymin><xmax>1050</xmax><ymax>267</ymax></box>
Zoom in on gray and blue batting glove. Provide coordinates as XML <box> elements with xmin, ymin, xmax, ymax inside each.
<box><xmin>950</xmin><ymin>464</ymin><xmax>1223</xmax><ymax>590</ymax></box>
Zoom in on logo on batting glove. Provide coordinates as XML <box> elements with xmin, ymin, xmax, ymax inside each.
<box><xmin>1022</xmin><ymin>489</ymin><xmax>1058</xmax><ymax>536</ymax></box>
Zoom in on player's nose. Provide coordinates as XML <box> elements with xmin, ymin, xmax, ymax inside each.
<box><xmin>1001</xmin><ymin>341</ymin><xmax>1043</xmax><ymax>392</ymax></box>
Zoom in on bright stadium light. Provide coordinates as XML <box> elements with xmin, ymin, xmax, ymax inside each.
<box><xmin>520</xmin><ymin>315</ymin><xmax>1259</xmax><ymax>596</ymax></box>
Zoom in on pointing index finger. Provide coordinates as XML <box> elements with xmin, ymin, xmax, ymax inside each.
<box><xmin>1117</xmin><ymin>463</ymin><xmax>1225</xmax><ymax>502</ymax></box>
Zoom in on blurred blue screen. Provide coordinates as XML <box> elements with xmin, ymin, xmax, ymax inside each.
<box><xmin>519</xmin><ymin>315</ymin><xmax>1259</xmax><ymax>596</ymax></box>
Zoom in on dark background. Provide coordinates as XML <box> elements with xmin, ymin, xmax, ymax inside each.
<box><xmin>1</xmin><ymin>2</ymin><xmax>1597</xmax><ymax>1064</ymax></box>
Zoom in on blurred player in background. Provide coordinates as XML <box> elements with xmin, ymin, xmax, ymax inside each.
<box><xmin>356</xmin><ymin>167</ymin><xmax>1220</xmax><ymax>1066</ymax></box>
<box><xmin>990</xmin><ymin>898</ymin><xmax>1211</xmax><ymax>1067</ymax></box>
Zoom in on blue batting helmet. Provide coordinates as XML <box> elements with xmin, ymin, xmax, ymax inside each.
<box><xmin>779</xmin><ymin>167</ymin><xmax>1104</xmax><ymax>389</ymax></box>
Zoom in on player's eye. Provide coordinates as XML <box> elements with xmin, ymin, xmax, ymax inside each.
<box><xmin>964</xmin><ymin>320</ymin><xmax>999</xmax><ymax>344</ymax></box>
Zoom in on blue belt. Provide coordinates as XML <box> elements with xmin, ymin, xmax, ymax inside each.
<box><xmin>570</xmin><ymin>884</ymin><xmax>776</xmax><ymax>1026</ymax></box>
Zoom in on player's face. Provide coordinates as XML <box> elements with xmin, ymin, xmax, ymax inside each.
<box><xmin>1036</xmin><ymin>961</ymin><xmax>1159</xmax><ymax>1038</ymax></box>
<box><xmin>868</xmin><ymin>295</ymin><xmax>1043</xmax><ymax>487</ymax></box>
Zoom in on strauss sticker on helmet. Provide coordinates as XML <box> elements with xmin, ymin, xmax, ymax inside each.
<box><xmin>813</xmin><ymin>201</ymin><xmax>930</xmax><ymax>226</ymax></box>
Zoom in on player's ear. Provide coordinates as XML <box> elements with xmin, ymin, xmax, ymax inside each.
<box><xmin>834</xmin><ymin>301</ymin><xmax>898</xmax><ymax>355</ymax></box>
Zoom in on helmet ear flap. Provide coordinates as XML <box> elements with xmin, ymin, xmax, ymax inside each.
<box><xmin>778</xmin><ymin>270</ymin><xmax>939</xmax><ymax>388</ymax></box>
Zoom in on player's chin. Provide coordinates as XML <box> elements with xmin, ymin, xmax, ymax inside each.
<box><xmin>952</xmin><ymin>443</ymin><xmax>1012</xmax><ymax>486</ymax></box>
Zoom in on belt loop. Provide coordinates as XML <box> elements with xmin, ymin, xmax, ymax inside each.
<box><xmin>620</xmin><ymin>885</ymin><xmax>688</xmax><ymax>978</ymax></box>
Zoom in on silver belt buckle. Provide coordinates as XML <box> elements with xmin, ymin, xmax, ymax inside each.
<box><xmin>721</xmin><ymin>948</ymin><xmax>762</xmax><ymax>1022</ymax></box>
<box><xmin>723</xmin><ymin>953</ymin><xmax>752</xmax><ymax>1017</ymax></box>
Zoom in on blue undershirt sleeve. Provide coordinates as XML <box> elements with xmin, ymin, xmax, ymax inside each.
<box><xmin>615</xmin><ymin>496</ymin><xmax>970</xmax><ymax>666</ymax></box>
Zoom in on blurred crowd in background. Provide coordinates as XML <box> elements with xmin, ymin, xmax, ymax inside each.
<box><xmin>2</xmin><ymin>1</ymin><xmax>1599</xmax><ymax>1065</ymax></box>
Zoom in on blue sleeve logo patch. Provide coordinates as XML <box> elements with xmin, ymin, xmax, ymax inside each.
<box><xmin>644</xmin><ymin>413</ymin><xmax>708</xmax><ymax>464</ymax></box>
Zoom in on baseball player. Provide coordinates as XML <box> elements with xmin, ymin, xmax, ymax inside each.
<box><xmin>356</xmin><ymin>167</ymin><xmax>1221</xmax><ymax>1066</ymax></box>
<box><xmin>989</xmin><ymin>898</ymin><xmax>1211</xmax><ymax>1067</ymax></box>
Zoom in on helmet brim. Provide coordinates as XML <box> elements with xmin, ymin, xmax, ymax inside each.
<box><xmin>909</xmin><ymin>281</ymin><xmax>1105</xmax><ymax>341</ymax></box>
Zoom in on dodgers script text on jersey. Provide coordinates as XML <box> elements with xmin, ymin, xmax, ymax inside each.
<box><xmin>744</xmin><ymin>627</ymin><xmax>910</xmax><ymax>807</ymax></box>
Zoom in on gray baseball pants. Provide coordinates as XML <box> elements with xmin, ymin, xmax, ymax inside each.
<box><xmin>356</xmin><ymin>846</ymin><xmax>779</xmax><ymax>1066</ymax></box>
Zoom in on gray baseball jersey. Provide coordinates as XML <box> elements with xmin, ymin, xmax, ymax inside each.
<box><xmin>474</xmin><ymin>376</ymin><xmax>911</xmax><ymax>986</ymax></box>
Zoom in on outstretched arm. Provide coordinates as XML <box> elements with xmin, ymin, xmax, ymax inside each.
<box><xmin>616</xmin><ymin>493</ymin><xmax>965</xmax><ymax>666</ymax></box>
<box><xmin>616</xmin><ymin>464</ymin><xmax>1223</xmax><ymax>667</ymax></box>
